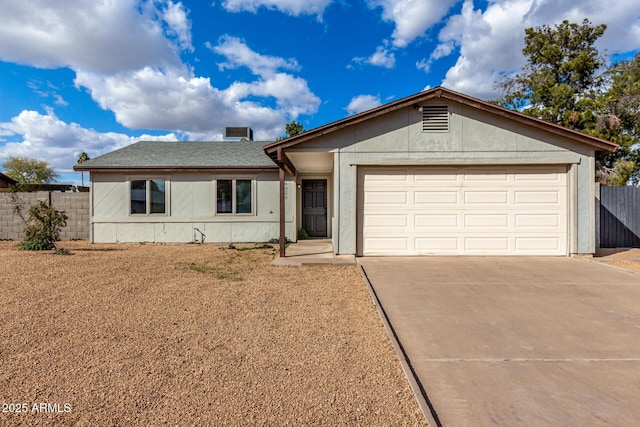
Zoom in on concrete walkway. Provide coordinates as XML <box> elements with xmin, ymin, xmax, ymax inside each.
<box><xmin>359</xmin><ymin>257</ymin><xmax>640</xmax><ymax>427</ymax></box>
<box><xmin>272</xmin><ymin>239</ymin><xmax>355</xmax><ymax>266</ymax></box>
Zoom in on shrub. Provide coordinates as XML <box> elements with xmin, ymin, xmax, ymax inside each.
<box><xmin>15</xmin><ymin>201</ymin><xmax>68</xmax><ymax>251</ymax></box>
<box><xmin>297</xmin><ymin>228</ymin><xmax>309</xmax><ymax>240</ymax></box>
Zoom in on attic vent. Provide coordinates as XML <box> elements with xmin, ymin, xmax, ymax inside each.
<box><xmin>421</xmin><ymin>105</ymin><xmax>449</xmax><ymax>132</ymax></box>
<box><xmin>224</xmin><ymin>127</ymin><xmax>254</xmax><ymax>141</ymax></box>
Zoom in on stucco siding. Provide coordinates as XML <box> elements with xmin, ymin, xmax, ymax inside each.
<box><xmin>290</xmin><ymin>102</ymin><xmax>597</xmax><ymax>255</ymax></box>
<box><xmin>90</xmin><ymin>171</ymin><xmax>295</xmax><ymax>243</ymax></box>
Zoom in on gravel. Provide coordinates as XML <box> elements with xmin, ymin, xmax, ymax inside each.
<box><xmin>595</xmin><ymin>248</ymin><xmax>640</xmax><ymax>273</ymax></box>
<box><xmin>0</xmin><ymin>241</ymin><xmax>426</xmax><ymax>426</ymax></box>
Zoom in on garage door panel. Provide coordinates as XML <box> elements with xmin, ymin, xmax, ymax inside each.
<box><xmin>414</xmin><ymin>170</ymin><xmax>459</xmax><ymax>182</ymax></box>
<box><xmin>464</xmin><ymin>191</ymin><xmax>509</xmax><ymax>204</ymax></box>
<box><xmin>365</xmin><ymin>191</ymin><xmax>408</xmax><ymax>205</ymax></box>
<box><xmin>363</xmin><ymin>172</ymin><xmax>410</xmax><ymax>185</ymax></box>
<box><xmin>464</xmin><ymin>214</ymin><xmax>509</xmax><ymax>228</ymax></box>
<box><xmin>515</xmin><ymin>237</ymin><xmax>562</xmax><ymax>251</ymax></box>
<box><xmin>364</xmin><ymin>237</ymin><xmax>408</xmax><ymax>252</ymax></box>
<box><xmin>515</xmin><ymin>214</ymin><xmax>560</xmax><ymax>227</ymax></box>
<box><xmin>364</xmin><ymin>214</ymin><xmax>408</xmax><ymax>227</ymax></box>
<box><xmin>360</xmin><ymin>166</ymin><xmax>568</xmax><ymax>256</ymax></box>
<box><xmin>415</xmin><ymin>214</ymin><xmax>458</xmax><ymax>228</ymax></box>
<box><xmin>515</xmin><ymin>191</ymin><xmax>560</xmax><ymax>204</ymax></box>
<box><xmin>415</xmin><ymin>237</ymin><xmax>459</xmax><ymax>251</ymax></box>
<box><xmin>415</xmin><ymin>191</ymin><xmax>458</xmax><ymax>204</ymax></box>
<box><xmin>514</xmin><ymin>168</ymin><xmax>565</xmax><ymax>182</ymax></box>
<box><xmin>464</xmin><ymin>237</ymin><xmax>509</xmax><ymax>251</ymax></box>
<box><xmin>463</xmin><ymin>171</ymin><xmax>509</xmax><ymax>182</ymax></box>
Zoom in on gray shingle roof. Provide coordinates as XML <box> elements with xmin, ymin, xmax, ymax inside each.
<box><xmin>75</xmin><ymin>141</ymin><xmax>276</xmax><ymax>170</ymax></box>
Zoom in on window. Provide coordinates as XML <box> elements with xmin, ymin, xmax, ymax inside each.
<box><xmin>216</xmin><ymin>179</ymin><xmax>253</xmax><ymax>215</ymax></box>
<box><xmin>421</xmin><ymin>105</ymin><xmax>449</xmax><ymax>132</ymax></box>
<box><xmin>130</xmin><ymin>179</ymin><xmax>167</xmax><ymax>215</ymax></box>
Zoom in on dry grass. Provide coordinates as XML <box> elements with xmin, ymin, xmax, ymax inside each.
<box><xmin>0</xmin><ymin>241</ymin><xmax>425</xmax><ymax>426</ymax></box>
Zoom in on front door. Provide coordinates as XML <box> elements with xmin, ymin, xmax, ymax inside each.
<box><xmin>302</xmin><ymin>180</ymin><xmax>327</xmax><ymax>237</ymax></box>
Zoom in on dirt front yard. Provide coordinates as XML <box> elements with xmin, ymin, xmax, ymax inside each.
<box><xmin>595</xmin><ymin>248</ymin><xmax>640</xmax><ymax>273</ymax></box>
<box><xmin>0</xmin><ymin>242</ymin><xmax>425</xmax><ymax>426</ymax></box>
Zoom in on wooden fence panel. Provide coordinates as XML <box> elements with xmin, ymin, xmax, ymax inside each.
<box><xmin>600</xmin><ymin>186</ymin><xmax>640</xmax><ymax>248</ymax></box>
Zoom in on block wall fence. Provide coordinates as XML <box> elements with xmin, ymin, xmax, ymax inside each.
<box><xmin>0</xmin><ymin>191</ymin><xmax>90</xmax><ymax>241</ymax></box>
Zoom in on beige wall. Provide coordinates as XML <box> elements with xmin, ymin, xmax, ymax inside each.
<box><xmin>90</xmin><ymin>171</ymin><xmax>296</xmax><ymax>243</ymax></box>
<box><xmin>288</xmin><ymin>100</ymin><xmax>596</xmax><ymax>255</ymax></box>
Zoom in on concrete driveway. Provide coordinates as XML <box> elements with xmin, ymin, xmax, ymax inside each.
<box><xmin>358</xmin><ymin>257</ymin><xmax>640</xmax><ymax>427</ymax></box>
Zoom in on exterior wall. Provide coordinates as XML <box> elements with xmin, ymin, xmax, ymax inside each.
<box><xmin>0</xmin><ymin>191</ymin><xmax>90</xmax><ymax>241</ymax></box>
<box><xmin>290</xmin><ymin>100</ymin><xmax>597</xmax><ymax>255</ymax></box>
<box><xmin>90</xmin><ymin>171</ymin><xmax>296</xmax><ymax>243</ymax></box>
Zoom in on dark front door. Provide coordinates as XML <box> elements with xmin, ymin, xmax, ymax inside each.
<box><xmin>302</xmin><ymin>180</ymin><xmax>327</xmax><ymax>237</ymax></box>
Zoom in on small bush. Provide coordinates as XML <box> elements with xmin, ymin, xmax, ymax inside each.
<box><xmin>15</xmin><ymin>201</ymin><xmax>68</xmax><ymax>251</ymax></box>
<box><xmin>297</xmin><ymin>228</ymin><xmax>309</xmax><ymax>240</ymax></box>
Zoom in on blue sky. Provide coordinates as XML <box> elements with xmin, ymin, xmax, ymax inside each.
<box><xmin>0</xmin><ymin>0</ymin><xmax>639</xmax><ymax>184</ymax></box>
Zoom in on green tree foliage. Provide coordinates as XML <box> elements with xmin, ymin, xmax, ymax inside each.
<box><xmin>15</xmin><ymin>201</ymin><xmax>68</xmax><ymax>251</ymax></box>
<box><xmin>495</xmin><ymin>20</ymin><xmax>640</xmax><ymax>185</ymax></box>
<box><xmin>2</xmin><ymin>156</ymin><xmax>57</xmax><ymax>184</ymax></box>
<box><xmin>285</xmin><ymin>120</ymin><xmax>304</xmax><ymax>137</ymax></box>
<box><xmin>496</xmin><ymin>19</ymin><xmax>606</xmax><ymax>127</ymax></box>
<box><xmin>594</xmin><ymin>54</ymin><xmax>640</xmax><ymax>185</ymax></box>
<box><xmin>277</xmin><ymin>120</ymin><xmax>304</xmax><ymax>140</ymax></box>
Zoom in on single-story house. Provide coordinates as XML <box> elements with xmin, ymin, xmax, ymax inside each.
<box><xmin>76</xmin><ymin>87</ymin><xmax>617</xmax><ymax>256</ymax></box>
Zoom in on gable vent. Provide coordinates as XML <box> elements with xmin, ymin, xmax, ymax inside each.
<box><xmin>421</xmin><ymin>105</ymin><xmax>449</xmax><ymax>132</ymax></box>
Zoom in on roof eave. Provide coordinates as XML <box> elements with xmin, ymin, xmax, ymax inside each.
<box><xmin>263</xmin><ymin>87</ymin><xmax>618</xmax><ymax>157</ymax></box>
<box><xmin>73</xmin><ymin>165</ymin><xmax>279</xmax><ymax>172</ymax></box>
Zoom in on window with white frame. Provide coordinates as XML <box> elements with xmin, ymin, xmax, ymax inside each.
<box><xmin>130</xmin><ymin>178</ymin><xmax>167</xmax><ymax>215</ymax></box>
<box><xmin>216</xmin><ymin>179</ymin><xmax>253</xmax><ymax>215</ymax></box>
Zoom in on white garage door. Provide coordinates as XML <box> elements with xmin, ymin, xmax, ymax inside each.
<box><xmin>358</xmin><ymin>166</ymin><xmax>568</xmax><ymax>256</ymax></box>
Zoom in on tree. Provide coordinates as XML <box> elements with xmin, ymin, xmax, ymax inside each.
<box><xmin>594</xmin><ymin>53</ymin><xmax>640</xmax><ymax>185</ymax></box>
<box><xmin>2</xmin><ymin>156</ymin><xmax>57</xmax><ymax>184</ymax></box>
<box><xmin>77</xmin><ymin>151</ymin><xmax>90</xmax><ymax>187</ymax></box>
<box><xmin>285</xmin><ymin>120</ymin><xmax>304</xmax><ymax>137</ymax></box>
<box><xmin>277</xmin><ymin>120</ymin><xmax>304</xmax><ymax>140</ymax></box>
<box><xmin>495</xmin><ymin>20</ymin><xmax>639</xmax><ymax>185</ymax></box>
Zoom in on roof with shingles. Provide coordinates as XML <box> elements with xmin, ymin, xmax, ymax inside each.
<box><xmin>74</xmin><ymin>141</ymin><xmax>276</xmax><ymax>170</ymax></box>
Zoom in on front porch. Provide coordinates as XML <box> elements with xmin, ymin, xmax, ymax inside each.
<box><xmin>272</xmin><ymin>239</ymin><xmax>355</xmax><ymax>266</ymax></box>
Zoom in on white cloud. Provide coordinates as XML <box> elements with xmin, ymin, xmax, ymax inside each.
<box><xmin>352</xmin><ymin>45</ymin><xmax>396</xmax><ymax>69</ymax></box>
<box><xmin>0</xmin><ymin>0</ymin><xmax>184</xmax><ymax>74</ymax></box>
<box><xmin>345</xmin><ymin>94</ymin><xmax>382</xmax><ymax>115</ymax></box>
<box><xmin>367</xmin><ymin>46</ymin><xmax>396</xmax><ymax>69</ymax></box>
<box><xmin>431</xmin><ymin>0</ymin><xmax>640</xmax><ymax>100</ymax></box>
<box><xmin>367</xmin><ymin>0</ymin><xmax>458</xmax><ymax>47</ymax></box>
<box><xmin>74</xmin><ymin>36</ymin><xmax>320</xmax><ymax>134</ymax></box>
<box><xmin>162</xmin><ymin>1</ymin><xmax>194</xmax><ymax>52</ymax></box>
<box><xmin>0</xmin><ymin>1</ymin><xmax>320</xmax><ymax>144</ymax></box>
<box><xmin>210</xmin><ymin>35</ymin><xmax>300</xmax><ymax>77</ymax></box>
<box><xmin>221</xmin><ymin>0</ymin><xmax>332</xmax><ymax>17</ymax></box>
<box><xmin>0</xmin><ymin>109</ymin><xmax>177</xmax><ymax>174</ymax></box>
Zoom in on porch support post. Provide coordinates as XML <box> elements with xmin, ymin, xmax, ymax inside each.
<box><xmin>279</xmin><ymin>166</ymin><xmax>286</xmax><ymax>258</ymax></box>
